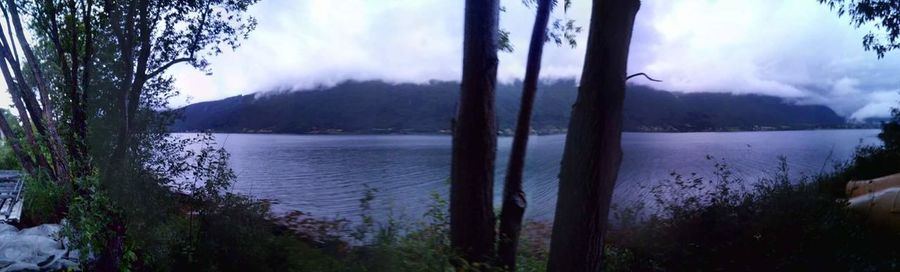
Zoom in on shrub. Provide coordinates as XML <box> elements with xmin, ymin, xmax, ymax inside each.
<box><xmin>57</xmin><ymin>133</ymin><xmax>350</xmax><ymax>271</ymax></box>
<box><xmin>0</xmin><ymin>143</ymin><xmax>20</xmax><ymax>170</ymax></box>
<box><xmin>173</xmin><ymin>194</ymin><xmax>344</xmax><ymax>272</ymax></box>
<box><xmin>606</xmin><ymin>157</ymin><xmax>900</xmax><ymax>271</ymax></box>
<box><xmin>22</xmin><ymin>171</ymin><xmax>69</xmax><ymax>224</ymax></box>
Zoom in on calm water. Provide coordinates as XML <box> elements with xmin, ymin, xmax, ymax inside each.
<box><xmin>193</xmin><ymin>129</ymin><xmax>881</xmax><ymax>222</ymax></box>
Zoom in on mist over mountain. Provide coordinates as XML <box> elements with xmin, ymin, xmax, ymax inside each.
<box><xmin>171</xmin><ymin>80</ymin><xmax>850</xmax><ymax>134</ymax></box>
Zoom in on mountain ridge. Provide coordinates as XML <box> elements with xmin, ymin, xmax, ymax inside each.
<box><xmin>172</xmin><ymin>80</ymin><xmax>853</xmax><ymax>134</ymax></box>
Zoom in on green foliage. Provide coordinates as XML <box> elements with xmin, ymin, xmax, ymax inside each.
<box><xmin>65</xmin><ymin>175</ymin><xmax>116</xmax><ymax>263</ymax></box>
<box><xmin>499</xmin><ymin>28</ymin><xmax>514</xmax><ymax>53</ymax></box>
<box><xmin>174</xmin><ymin>194</ymin><xmax>340</xmax><ymax>272</ymax></box>
<box><xmin>321</xmin><ymin>191</ymin><xmax>554</xmax><ymax>272</ymax></box>
<box><xmin>878</xmin><ymin>107</ymin><xmax>900</xmax><ymax>149</ymax></box>
<box><xmin>351</xmin><ymin>185</ymin><xmax>378</xmax><ymax>243</ymax></box>
<box><xmin>369</xmin><ymin>192</ymin><xmax>455</xmax><ymax>272</ymax></box>
<box><xmin>820</xmin><ymin>0</ymin><xmax>900</xmax><ymax>58</ymax></box>
<box><xmin>520</xmin><ymin>0</ymin><xmax>581</xmax><ymax>48</ymax></box>
<box><xmin>0</xmin><ymin>143</ymin><xmax>20</xmax><ymax>170</ymax></box>
<box><xmin>1</xmin><ymin>0</ymin><xmax>314</xmax><ymax>270</ymax></box>
<box><xmin>22</xmin><ymin>171</ymin><xmax>68</xmax><ymax>224</ymax></box>
<box><xmin>62</xmin><ymin>133</ymin><xmax>346</xmax><ymax>271</ymax></box>
<box><xmin>340</xmin><ymin>191</ymin><xmax>454</xmax><ymax>271</ymax></box>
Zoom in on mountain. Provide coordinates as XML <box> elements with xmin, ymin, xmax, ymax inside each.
<box><xmin>171</xmin><ymin>80</ymin><xmax>848</xmax><ymax>134</ymax></box>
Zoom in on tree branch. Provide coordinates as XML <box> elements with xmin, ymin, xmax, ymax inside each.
<box><xmin>626</xmin><ymin>72</ymin><xmax>661</xmax><ymax>82</ymax></box>
<box><xmin>146</xmin><ymin>57</ymin><xmax>192</xmax><ymax>79</ymax></box>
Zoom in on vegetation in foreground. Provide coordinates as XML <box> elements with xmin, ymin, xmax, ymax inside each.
<box><xmin>1</xmin><ymin>0</ymin><xmax>899</xmax><ymax>270</ymax></box>
<box><xmin>24</xmin><ymin>126</ymin><xmax>900</xmax><ymax>271</ymax></box>
<box><xmin>301</xmin><ymin>118</ymin><xmax>900</xmax><ymax>272</ymax></box>
<box><xmin>6</xmin><ymin>82</ymin><xmax>899</xmax><ymax>270</ymax></box>
<box><xmin>604</xmin><ymin>108</ymin><xmax>900</xmax><ymax>271</ymax></box>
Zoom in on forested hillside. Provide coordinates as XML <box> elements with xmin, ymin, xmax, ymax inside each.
<box><xmin>172</xmin><ymin>80</ymin><xmax>848</xmax><ymax>134</ymax></box>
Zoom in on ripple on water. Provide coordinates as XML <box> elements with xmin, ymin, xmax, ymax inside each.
<box><xmin>183</xmin><ymin>130</ymin><xmax>881</xmax><ymax>223</ymax></box>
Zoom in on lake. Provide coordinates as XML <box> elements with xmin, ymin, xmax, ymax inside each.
<box><xmin>197</xmin><ymin>129</ymin><xmax>881</xmax><ymax>223</ymax></box>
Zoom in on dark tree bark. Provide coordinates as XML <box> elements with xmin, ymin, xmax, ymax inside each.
<box><xmin>74</xmin><ymin>0</ymin><xmax>94</xmax><ymax>177</ymax></box>
<box><xmin>451</xmin><ymin>0</ymin><xmax>500</xmax><ymax>266</ymax></box>
<box><xmin>547</xmin><ymin>0</ymin><xmax>640</xmax><ymax>271</ymax></box>
<box><xmin>497</xmin><ymin>0</ymin><xmax>552</xmax><ymax>270</ymax></box>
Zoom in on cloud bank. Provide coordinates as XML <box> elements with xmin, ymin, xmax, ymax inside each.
<box><xmin>164</xmin><ymin>0</ymin><xmax>900</xmax><ymax>121</ymax></box>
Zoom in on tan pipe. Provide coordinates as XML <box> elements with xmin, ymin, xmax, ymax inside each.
<box><xmin>846</xmin><ymin>173</ymin><xmax>900</xmax><ymax>198</ymax></box>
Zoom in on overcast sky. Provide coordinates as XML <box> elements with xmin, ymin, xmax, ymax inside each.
<box><xmin>144</xmin><ymin>0</ymin><xmax>900</xmax><ymax>120</ymax></box>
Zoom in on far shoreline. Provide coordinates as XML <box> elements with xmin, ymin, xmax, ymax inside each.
<box><xmin>169</xmin><ymin>126</ymin><xmax>881</xmax><ymax>137</ymax></box>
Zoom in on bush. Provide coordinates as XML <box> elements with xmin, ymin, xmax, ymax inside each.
<box><xmin>57</xmin><ymin>133</ymin><xmax>350</xmax><ymax>271</ymax></box>
<box><xmin>172</xmin><ymin>194</ymin><xmax>343</xmax><ymax>272</ymax></box>
<box><xmin>22</xmin><ymin>171</ymin><xmax>69</xmax><ymax>225</ymax></box>
<box><xmin>0</xmin><ymin>143</ymin><xmax>20</xmax><ymax>170</ymax></box>
<box><xmin>605</xmin><ymin>157</ymin><xmax>900</xmax><ymax>271</ymax></box>
<box><xmin>334</xmin><ymin>191</ymin><xmax>554</xmax><ymax>272</ymax></box>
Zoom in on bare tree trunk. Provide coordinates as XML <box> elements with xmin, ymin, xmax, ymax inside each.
<box><xmin>451</xmin><ymin>0</ymin><xmax>500</xmax><ymax>266</ymax></box>
<box><xmin>547</xmin><ymin>0</ymin><xmax>640</xmax><ymax>271</ymax></box>
<box><xmin>497</xmin><ymin>0</ymin><xmax>552</xmax><ymax>270</ymax></box>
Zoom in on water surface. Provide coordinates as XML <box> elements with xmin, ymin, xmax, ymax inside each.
<box><xmin>196</xmin><ymin>129</ymin><xmax>881</xmax><ymax>222</ymax></box>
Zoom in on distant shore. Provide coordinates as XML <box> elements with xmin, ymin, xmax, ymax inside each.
<box><xmin>171</xmin><ymin>125</ymin><xmax>880</xmax><ymax>137</ymax></box>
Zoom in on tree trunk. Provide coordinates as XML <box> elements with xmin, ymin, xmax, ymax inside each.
<box><xmin>546</xmin><ymin>0</ymin><xmax>640</xmax><ymax>271</ymax></box>
<box><xmin>497</xmin><ymin>0</ymin><xmax>552</xmax><ymax>270</ymax></box>
<box><xmin>0</xmin><ymin>114</ymin><xmax>34</xmax><ymax>174</ymax></box>
<box><xmin>76</xmin><ymin>0</ymin><xmax>94</xmax><ymax>177</ymax></box>
<box><xmin>5</xmin><ymin>0</ymin><xmax>71</xmax><ymax>184</ymax></box>
<box><xmin>451</xmin><ymin>0</ymin><xmax>500</xmax><ymax>266</ymax></box>
<box><xmin>0</xmin><ymin>61</ymin><xmax>54</xmax><ymax>178</ymax></box>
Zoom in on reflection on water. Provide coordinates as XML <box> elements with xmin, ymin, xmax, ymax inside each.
<box><xmin>182</xmin><ymin>129</ymin><xmax>880</xmax><ymax>222</ymax></box>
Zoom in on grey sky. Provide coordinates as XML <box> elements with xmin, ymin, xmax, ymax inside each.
<box><xmin>163</xmin><ymin>0</ymin><xmax>900</xmax><ymax>120</ymax></box>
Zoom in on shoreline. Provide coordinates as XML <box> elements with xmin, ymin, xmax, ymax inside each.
<box><xmin>170</xmin><ymin>126</ymin><xmax>881</xmax><ymax>137</ymax></box>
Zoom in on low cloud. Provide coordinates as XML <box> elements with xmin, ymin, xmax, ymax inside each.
<box><xmin>166</xmin><ymin>0</ymin><xmax>900</xmax><ymax>121</ymax></box>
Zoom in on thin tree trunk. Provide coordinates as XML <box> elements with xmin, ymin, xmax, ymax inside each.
<box><xmin>497</xmin><ymin>0</ymin><xmax>552</xmax><ymax>270</ymax></box>
<box><xmin>451</xmin><ymin>0</ymin><xmax>500</xmax><ymax>266</ymax></box>
<box><xmin>76</xmin><ymin>0</ymin><xmax>94</xmax><ymax>177</ymax></box>
<box><xmin>104</xmin><ymin>0</ymin><xmax>140</xmax><ymax>173</ymax></box>
<box><xmin>5</xmin><ymin>0</ymin><xmax>71</xmax><ymax>183</ymax></box>
<box><xmin>0</xmin><ymin>26</ymin><xmax>46</xmax><ymax>138</ymax></box>
<box><xmin>546</xmin><ymin>0</ymin><xmax>640</xmax><ymax>271</ymax></box>
<box><xmin>0</xmin><ymin>20</ymin><xmax>56</xmax><ymax>179</ymax></box>
<box><xmin>0</xmin><ymin>61</ymin><xmax>54</xmax><ymax>177</ymax></box>
<box><xmin>0</xmin><ymin>113</ymin><xmax>34</xmax><ymax>174</ymax></box>
<box><xmin>0</xmin><ymin>49</ymin><xmax>58</xmax><ymax>177</ymax></box>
